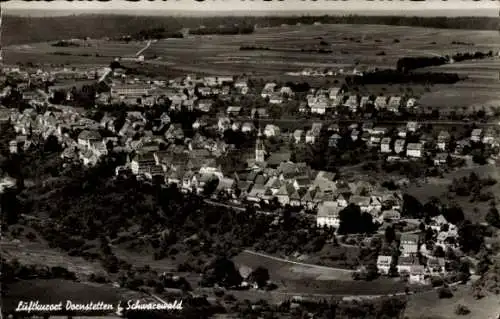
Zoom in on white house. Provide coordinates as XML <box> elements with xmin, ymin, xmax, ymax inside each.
<box><xmin>380</xmin><ymin>137</ymin><xmax>392</xmax><ymax>153</ymax></box>
<box><xmin>376</xmin><ymin>255</ymin><xmax>393</xmax><ymax>275</ymax></box>
<box><xmin>406</xmin><ymin>143</ymin><xmax>422</xmax><ymax>158</ymax></box>
<box><xmin>316</xmin><ymin>201</ymin><xmax>342</xmax><ymax>228</ymax></box>
<box><xmin>470</xmin><ymin>128</ymin><xmax>483</xmax><ymax>143</ymax></box>
<box><xmin>264</xmin><ymin>124</ymin><xmax>280</xmax><ymax>138</ymax></box>
<box><xmin>394</xmin><ymin>139</ymin><xmax>405</xmax><ymax>154</ymax></box>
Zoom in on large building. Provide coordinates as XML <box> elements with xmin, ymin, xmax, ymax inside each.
<box><xmin>110</xmin><ymin>84</ymin><xmax>151</xmax><ymax>99</ymax></box>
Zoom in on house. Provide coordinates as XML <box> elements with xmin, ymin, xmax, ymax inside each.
<box><xmin>406</xmin><ymin>121</ymin><xmax>420</xmax><ymax>133</ymax></box>
<box><xmin>196</xmin><ymin>99</ymin><xmax>213</xmax><ymax>112</ymax></box>
<box><xmin>437</xmin><ymin>131</ymin><xmax>450</xmax><ymax>150</ymax></box>
<box><xmin>218</xmin><ymin>116</ymin><xmax>231</xmax><ymax>132</ymax></box>
<box><xmin>247</xmin><ymin>184</ymin><xmax>268</xmax><ymax>202</ymax></box>
<box><xmin>344</xmin><ymin>95</ymin><xmax>359</xmax><ymax>112</ymax></box>
<box><xmin>371</xmin><ymin>127</ymin><xmax>388</xmax><ymax>136</ymax></box>
<box><xmin>349</xmin><ymin>195</ymin><xmax>371</xmax><ymax>212</ymax></box>
<box><xmin>316</xmin><ymin>201</ymin><xmax>342</xmax><ymax>228</ymax></box>
<box><xmin>382</xmin><ymin>209</ymin><xmax>401</xmax><ymax>221</ymax></box>
<box><xmin>77</xmin><ymin>130</ymin><xmax>102</xmax><ymax>148</ymax></box>
<box><xmin>269</xmin><ymin>93</ymin><xmax>283</xmax><ymax>104</ymax></box>
<box><xmin>130</xmin><ymin>152</ymin><xmax>157</xmax><ymax>175</ymax></box>
<box><xmin>482</xmin><ymin>128</ymin><xmax>496</xmax><ymax>145</ymax></box>
<box><xmin>387</xmin><ymin>96</ymin><xmax>402</xmax><ymax>112</ymax></box>
<box><xmin>264</xmin><ymin>124</ymin><xmax>280</xmax><ymax>138</ymax></box>
<box><xmin>470</xmin><ymin>128</ymin><xmax>483</xmax><ymax>143</ymax></box>
<box><xmin>251</xmin><ymin>108</ymin><xmax>268</xmax><ymax>119</ymax></box>
<box><xmin>216</xmin><ymin>177</ymin><xmax>236</xmax><ymax>196</ymax></box>
<box><xmin>397</xmin><ymin>126</ymin><xmax>407</xmax><ymax>138</ymax></box>
<box><xmin>241</xmin><ymin>122</ymin><xmax>255</xmax><ymax>133</ymax></box>
<box><xmin>359</xmin><ymin>96</ymin><xmax>371</xmax><ymax>109</ymax></box>
<box><xmin>406</xmin><ymin>98</ymin><xmax>417</xmax><ymax>109</ymax></box>
<box><xmin>406</xmin><ymin>143</ymin><xmax>422</xmax><ymax>158</ymax></box>
<box><xmin>374</xmin><ymin>96</ymin><xmax>388</xmax><ymax>109</ymax></box>
<box><xmin>376</xmin><ymin>256</ymin><xmax>393</xmax><ymax>275</ymax></box>
<box><xmin>409</xmin><ymin>265</ymin><xmax>427</xmax><ymax>284</ymax></box>
<box><xmin>394</xmin><ymin>139</ymin><xmax>405</xmax><ymax>154</ymax></box>
<box><xmin>380</xmin><ymin>137</ymin><xmax>392</xmax><ymax>153</ymax></box>
<box><xmin>328</xmin><ymin>87</ymin><xmax>341</xmax><ymax>100</ymax></box>
<box><xmin>362</xmin><ymin>121</ymin><xmax>374</xmax><ymax>133</ymax></box>
<box><xmin>400</xmin><ymin>234</ymin><xmax>419</xmax><ymax>256</ymax></box>
<box><xmin>434</xmin><ymin>153</ymin><xmax>448</xmax><ymax>166</ymax></box>
<box><xmin>293</xmin><ymin>129</ymin><xmax>304</xmax><ymax>144</ymax></box>
<box><xmin>351</xmin><ymin>130</ymin><xmax>360</xmax><ymax>141</ymax></box>
<box><xmin>261</xmin><ymin>83</ymin><xmax>276</xmax><ymax>98</ymax></box>
<box><xmin>426</xmin><ymin>257</ymin><xmax>446</xmax><ymax>276</ymax></box>
<box><xmin>329</xmin><ymin>133</ymin><xmax>341</xmax><ymax>148</ymax></box>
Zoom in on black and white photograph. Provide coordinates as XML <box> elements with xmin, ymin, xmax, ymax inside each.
<box><xmin>1</xmin><ymin>0</ymin><xmax>500</xmax><ymax>318</ymax></box>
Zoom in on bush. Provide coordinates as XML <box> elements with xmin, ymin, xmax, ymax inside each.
<box><xmin>437</xmin><ymin>287</ymin><xmax>453</xmax><ymax>299</ymax></box>
<box><xmin>455</xmin><ymin>304</ymin><xmax>470</xmax><ymax>315</ymax></box>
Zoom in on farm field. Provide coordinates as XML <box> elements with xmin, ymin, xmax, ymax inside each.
<box><xmin>5</xmin><ymin>24</ymin><xmax>500</xmax><ymax>77</ymax></box>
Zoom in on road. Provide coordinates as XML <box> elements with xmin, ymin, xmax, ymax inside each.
<box><xmin>242</xmin><ymin>249</ymin><xmax>354</xmax><ymax>274</ymax></box>
<box><xmin>136</xmin><ymin>40</ymin><xmax>152</xmax><ymax>57</ymax></box>
<box><xmin>239</xmin><ymin>117</ymin><xmax>499</xmax><ymax>127</ymax></box>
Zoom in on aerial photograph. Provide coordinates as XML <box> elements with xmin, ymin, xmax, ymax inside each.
<box><xmin>0</xmin><ymin>0</ymin><xmax>500</xmax><ymax>318</ymax></box>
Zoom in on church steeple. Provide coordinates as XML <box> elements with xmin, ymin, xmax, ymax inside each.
<box><xmin>255</xmin><ymin>128</ymin><xmax>265</xmax><ymax>163</ymax></box>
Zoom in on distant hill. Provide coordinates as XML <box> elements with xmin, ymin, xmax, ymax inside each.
<box><xmin>2</xmin><ymin>14</ymin><xmax>499</xmax><ymax>45</ymax></box>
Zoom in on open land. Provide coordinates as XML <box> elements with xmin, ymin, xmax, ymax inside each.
<box><xmin>6</xmin><ymin>24</ymin><xmax>500</xmax><ymax>109</ymax></box>
<box><xmin>404</xmin><ymin>284</ymin><xmax>500</xmax><ymax>319</ymax></box>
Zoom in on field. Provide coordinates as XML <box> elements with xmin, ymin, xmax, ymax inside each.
<box><xmin>404</xmin><ymin>284</ymin><xmax>500</xmax><ymax>319</ymax></box>
<box><xmin>233</xmin><ymin>250</ymin><xmax>423</xmax><ymax>296</ymax></box>
<box><xmin>5</xmin><ymin>24</ymin><xmax>500</xmax><ymax>75</ymax></box>
<box><xmin>6</xmin><ymin>23</ymin><xmax>500</xmax><ymax>109</ymax></box>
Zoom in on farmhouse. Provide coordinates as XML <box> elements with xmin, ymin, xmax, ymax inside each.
<box><xmin>470</xmin><ymin>128</ymin><xmax>483</xmax><ymax>142</ymax></box>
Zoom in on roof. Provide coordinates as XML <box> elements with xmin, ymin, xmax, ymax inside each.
<box><xmin>267</xmin><ymin>152</ymin><xmax>291</xmax><ymax>167</ymax></box>
<box><xmin>349</xmin><ymin>195</ymin><xmax>371</xmax><ymax>206</ymax></box>
<box><xmin>317</xmin><ymin>201</ymin><xmax>341</xmax><ymax>218</ymax></box>
<box><xmin>377</xmin><ymin>255</ymin><xmax>392</xmax><ymax>265</ymax></box>
<box><xmin>400</xmin><ymin>233</ymin><xmax>419</xmax><ymax>244</ymax></box>
<box><xmin>78</xmin><ymin>130</ymin><xmax>101</xmax><ymax>141</ymax></box>
<box><xmin>407</xmin><ymin>143</ymin><xmax>422</xmax><ymax>150</ymax></box>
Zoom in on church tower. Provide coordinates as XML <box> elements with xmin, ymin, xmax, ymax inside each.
<box><xmin>255</xmin><ymin>128</ymin><xmax>265</xmax><ymax>163</ymax></box>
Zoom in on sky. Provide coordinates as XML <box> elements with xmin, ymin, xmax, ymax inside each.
<box><xmin>2</xmin><ymin>0</ymin><xmax>499</xmax><ymax>14</ymax></box>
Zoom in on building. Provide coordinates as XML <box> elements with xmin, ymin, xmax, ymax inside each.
<box><xmin>437</xmin><ymin>131</ymin><xmax>450</xmax><ymax>150</ymax></box>
<box><xmin>400</xmin><ymin>234</ymin><xmax>419</xmax><ymax>256</ymax></box>
<box><xmin>470</xmin><ymin>128</ymin><xmax>483</xmax><ymax>143</ymax></box>
<box><xmin>316</xmin><ymin>201</ymin><xmax>341</xmax><ymax>228</ymax></box>
<box><xmin>376</xmin><ymin>255</ymin><xmax>393</xmax><ymax>275</ymax></box>
<box><xmin>380</xmin><ymin>137</ymin><xmax>392</xmax><ymax>153</ymax></box>
<box><xmin>130</xmin><ymin>152</ymin><xmax>157</xmax><ymax>175</ymax></box>
<box><xmin>374</xmin><ymin>96</ymin><xmax>388</xmax><ymax>109</ymax></box>
<box><xmin>406</xmin><ymin>143</ymin><xmax>422</xmax><ymax>158</ymax></box>
<box><xmin>110</xmin><ymin>84</ymin><xmax>151</xmax><ymax>98</ymax></box>
<box><xmin>394</xmin><ymin>139</ymin><xmax>405</xmax><ymax>154</ymax></box>
<box><xmin>255</xmin><ymin>129</ymin><xmax>266</xmax><ymax>163</ymax></box>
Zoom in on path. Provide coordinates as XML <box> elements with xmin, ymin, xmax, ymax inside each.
<box><xmin>242</xmin><ymin>249</ymin><xmax>354</xmax><ymax>274</ymax></box>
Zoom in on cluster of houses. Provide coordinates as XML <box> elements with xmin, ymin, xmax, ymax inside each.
<box><xmin>376</xmin><ymin>215</ymin><xmax>461</xmax><ymax>285</ymax></box>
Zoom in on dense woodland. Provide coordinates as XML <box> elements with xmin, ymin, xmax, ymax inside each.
<box><xmin>3</xmin><ymin>15</ymin><xmax>499</xmax><ymax>45</ymax></box>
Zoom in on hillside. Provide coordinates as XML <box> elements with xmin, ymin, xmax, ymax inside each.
<box><xmin>2</xmin><ymin>14</ymin><xmax>499</xmax><ymax>45</ymax></box>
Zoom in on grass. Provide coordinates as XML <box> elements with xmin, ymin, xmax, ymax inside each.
<box><xmin>404</xmin><ymin>284</ymin><xmax>500</xmax><ymax>319</ymax></box>
<box><xmin>404</xmin><ymin>163</ymin><xmax>500</xmax><ymax>224</ymax></box>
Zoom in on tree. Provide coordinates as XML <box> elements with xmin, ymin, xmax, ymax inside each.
<box><xmin>455</xmin><ymin>304</ymin><xmax>470</xmax><ymax>316</ymax></box>
<box><xmin>248</xmin><ymin>266</ymin><xmax>270</xmax><ymax>288</ymax></box>
<box><xmin>384</xmin><ymin>226</ymin><xmax>396</xmax><ymax>244</ymax></box>
<box><xmin>485</xmin><ymin>207</ymin><xmax>500</xmax><ymax>228</ymax></box>
<box><xmin>402</xmin><ymin>194</ymin><xmax>423</xmax><ymax>218</ymax></box>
